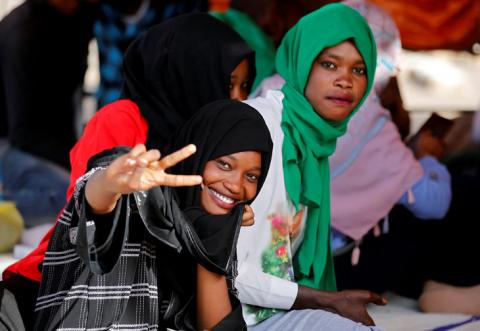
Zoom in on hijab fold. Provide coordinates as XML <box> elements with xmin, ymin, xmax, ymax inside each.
<box><xmin>276</xmin><ymin>3</ymin><xmax>377</xmax><ymax>290</ymax></box>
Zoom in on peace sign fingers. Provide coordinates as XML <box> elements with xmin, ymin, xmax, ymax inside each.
<box><xmin>156</xmin><ymin>172</ymin><xmax>203</xmax><ymax>187</ymax></box>
<box><xmin>157</xmin><ymin>144</ymin><xmax>197</xmax><ymax>171</ymax></box>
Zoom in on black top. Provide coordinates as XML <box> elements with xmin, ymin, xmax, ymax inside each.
<box><xmin>0</xmin><ymin>0</ymin><xmax>97</xmax><ymax>168</ymax></box>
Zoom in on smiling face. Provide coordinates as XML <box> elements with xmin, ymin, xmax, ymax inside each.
<box><xmin>229</xmin><ymin>58</ymin><xmax>250</xmax><ymax>101</ymax></box>
<box><xmin>200</xmin><ymin>151</ymin><xmax>261</xmax><ymax>215</ymax></box>
<box><xmin>304</xmin><ymin>40</ymin><xmax>367</xmax><ymax>122</ymax></box>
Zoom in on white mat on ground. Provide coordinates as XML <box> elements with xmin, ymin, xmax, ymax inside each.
<box><xmin>369</xmin><ymin>292</ymin><xmax>474</xmax><ymax>331</ymax></box>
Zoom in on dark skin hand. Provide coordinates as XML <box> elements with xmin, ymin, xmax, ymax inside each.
<box><xmin>414</xmin><ymin>130</ymin><xmax>446</xmax><ymax>160</ymax></box>
<box><xmin>292</xmin><ymin>286</ymin><xmax>387</xmax><ymax>326</ymax></box>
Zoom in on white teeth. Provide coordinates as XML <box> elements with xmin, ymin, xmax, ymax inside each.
<box><xmin>210</xmin><ymin>188</ymin><xmax>235</xmax><ymax>204</ymax></box>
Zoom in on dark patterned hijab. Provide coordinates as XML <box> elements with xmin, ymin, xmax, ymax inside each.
<box><xmin>121</xmin><ymin>13</ymin><xmax>255</xmax><ymax>150</ymax></box>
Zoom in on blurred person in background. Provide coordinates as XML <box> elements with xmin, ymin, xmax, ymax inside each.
<box><xmin>0</xmin><ymin>0</ymin><xmax>98</xmax><ymax>169</ymax></box>
<box><xmin>94</xmin><ymin>0</ymin><xmax>208</xmax><ymax>108</ymax></box>
<box><xmin>0</xmin><ymin>0</ymin><xmax>97</xmax><ymax>234</ymax></box>
<box><xmin>329</xmin><ymin>0</ymin><xmax>451</xmax><ymax>299</ymax></box>
<box><xmin>326</xmin><ymin>0</ymin><xmax>480</xmax><ymax>316</ymax></box>
<box><xmin>231</xmin><ymin>0</ymin><xmax>308</xmax><ymax>49</ymax></box>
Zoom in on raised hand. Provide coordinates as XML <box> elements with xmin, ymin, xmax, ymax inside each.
<box><xmin>85</xmin><ymin>144</ymin><xmax>202</xmax><ymax>214</ymax></box>
<box><xmin>104</xmin><ymin>144</ymin><xmax>202</xmax><ymax>194</ymax></box>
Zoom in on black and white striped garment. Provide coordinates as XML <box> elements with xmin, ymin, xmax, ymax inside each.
<box><xmin>34</xmin><ymin>167</ymin><xmax>162</xmax><ymax>331</ymax></box>
<box><xmin>34</xmin><ymin>163</ymin><xmax>245</xmax><ymax>331</ymax></box>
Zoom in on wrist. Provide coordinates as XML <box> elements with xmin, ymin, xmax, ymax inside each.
<box><xmin>85</xmin><ymin>170</ymin><xmax>122</xmax><ymax>214</ymax></box>
<box><xmin>292</xmin><ymin>285</ymin><xmax>336</xmax><ymax>310</ymax></box>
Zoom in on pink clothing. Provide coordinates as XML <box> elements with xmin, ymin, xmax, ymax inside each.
<box><xmin>330</xmin><ymin>118</ymin><xmax>423</xmax><ymax>240</ymax></box>
<box><xmin>329</xmin><ymin>0</ymin><xmax>423</xmax><ymax>240</ymax></box>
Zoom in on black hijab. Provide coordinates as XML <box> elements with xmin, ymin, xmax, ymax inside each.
<box><xmin>169</xmin><ymin>98</ymin><xmax>272</xmax><ymax>210</ymax></box>
<box><xmin>130</xmin><ymin>99</ymin><xmax>271</xmax><ymax>274</ymax></box>
<box><xmin>162</xmin><ymin>99</ymin><xmax>273</xmax><ymax>276</ymax></box>
<box><xmin>121</xmin><ymin>13</ymin><xmax>256</xmax><ymax>150</ymax></box>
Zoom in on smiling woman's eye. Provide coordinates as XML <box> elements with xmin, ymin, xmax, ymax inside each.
<box><xmin>353</xmin><ymin>66</ymin><xmax>366</xmax><ymax>76</ymax></box>
<box><xmin>246</xmin><ymin>173</ymin><xmax>259</xmax><ymax>183</ymax></box>
<box><xmin>320</xmin><ymin>61</ymin><xmax>336</xmax><ymax>70</ymax></box>
<box><xmin>216</xmin><ymin>159</ymin><xmax>232</xmax><ymax>170</ymax></box>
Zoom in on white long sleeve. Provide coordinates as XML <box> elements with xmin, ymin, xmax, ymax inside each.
<box><xmin>236</xmin><ymin>261</ymin><xmax>298</xmax><ymax>309</ymax></box>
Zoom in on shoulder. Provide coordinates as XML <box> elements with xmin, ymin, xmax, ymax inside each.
<box><xmin>76</xmin><ymin>99</ymin><xmax>148</xmax><ymax>154</ymax></box>
<box><xmin>92</xmin><ymin>99</ymin><xmax>148</xmax><ymax>133</ymax></box>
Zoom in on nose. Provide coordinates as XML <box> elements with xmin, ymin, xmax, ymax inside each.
<box><xmin>223</xmin><ymin>174</ymin><xmax>242</xmax><ymax>196</ymax></box>
<box><xmin>334</xmin><ymin>69</ymin><xmax>353</xmax><ymax>89</ymax></box>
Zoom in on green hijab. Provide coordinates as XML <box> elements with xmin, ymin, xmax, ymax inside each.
<box><xmin>276</xmin><ymin>3</ymin><xmax>377</xmax><ymax>290</ymax></box>
<box><xmin>211</xmin><ymin>9</ymin><xmax>276</xmax><ymax>91</ymax></box>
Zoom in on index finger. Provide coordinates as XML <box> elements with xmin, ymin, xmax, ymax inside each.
<box><xmin>161</xmin><ymin>173</ymin><xmax>203</xmax><ymax>187</ymax></box>
<box><xmin>158</xmin><ymin>144</ymin><xmax>197</xmax><ymax>170</ymax></box>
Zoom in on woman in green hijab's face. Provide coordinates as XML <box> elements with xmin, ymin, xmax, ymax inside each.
<box><xmin>304</xmin><ymin>40</ymin><xmax>368</xmax><ymax>122</ymax></box>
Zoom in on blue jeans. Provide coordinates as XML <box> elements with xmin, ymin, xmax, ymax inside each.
<box><xmin>0</xmin><ymin>141</ymin><xmax>69</xmax><ymax>227</ymax></box>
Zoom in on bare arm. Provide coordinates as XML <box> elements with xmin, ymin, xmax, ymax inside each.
<box><xmin>196</xmin><ymin>264</ymin><xmax>232</xmax><ymax>330</ymax></box>
<box><xmin>195</xmin><ymin>205</ymin><xmax>255</xmax><ymax>329</ymax></box>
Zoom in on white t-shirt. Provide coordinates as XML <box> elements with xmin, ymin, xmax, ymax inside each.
<box><xmin>237</xmin><ymin>90</ymin><xmax>307</xmax><ymax>326</ymax></box>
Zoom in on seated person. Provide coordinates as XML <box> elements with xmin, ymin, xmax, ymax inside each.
<box><xmin>330</xmin><ymin>0</ymin><xmax>451</xmax><ymax>298</ymax></box>
<box><xmin>237</xmin><ymin>4</ymin><xmax>386</xmax><ymax>330</ymax></box>
<box><xmin>34</xmin><ymin>100</ymin><xmax>273</xmax><ymax>330</ymax></box>
<box><xmin>1</xmin><ymin>13</ymin><xmax>255</xmax><ymax>330</ymax></box>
